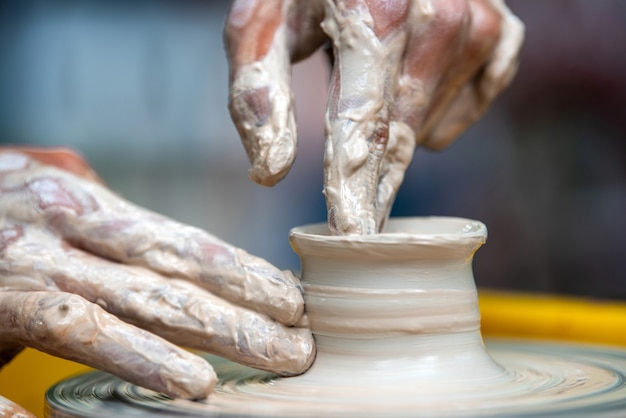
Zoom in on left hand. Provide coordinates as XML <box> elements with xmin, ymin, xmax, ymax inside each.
<box><xmin>0</xmin><ymin>395</ymin><xmax>34</xmax><ymax>418</ymax></box>
<box><xmin>224</xmin><ymin>0</ymin><xmax>524</xmax><ymax>234</ymax></box>
<box><xmin>0</xmin><ymin>148</ymin><xmax>314</xmax><ymax>402</ymax></box>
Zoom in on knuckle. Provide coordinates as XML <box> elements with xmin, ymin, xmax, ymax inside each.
<box><xmin>472</xmin><ymin>2</ymin><xmax>502</xmax><ymax>39</ymax></box>
<box><xmin>0</xmin><ymin>151</ymin><xmax>33</xmax><ymax>174</ymax></box>
<box><xmin>429</xmin><ymin>0</ymin><xmax>471</xmax><ymax>37</ymax></box>
<box><xmin>460</xmin><ymin>0</ymin><xmax>503</xmax><ymax>63</ymax></box>
<box><xmin>467</xmin><ymin>0</ymin><xmax>505</xmax><ymax>52</ymax></box>
<box><xmin>26</xmin><ymin>176</ymin><xmax>100</xmax><ymax>217</ymax></box>
<box><xmin>0</xmin><ymin>225</ymin><xmax>23</xmax><ymax>254</ymax></box>
<box><xmin>26</xmin><ymin>293</ymin><xmax>90</xmax><ymax>344</ymax></box>
<box><xmin>367</xmin><ymin>0</ymin><xmax>411</xmax><ymax>38</ymax></box>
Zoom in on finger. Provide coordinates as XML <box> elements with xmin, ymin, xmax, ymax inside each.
<box><xmin>3</xmin><ymin>166</ymin><xmax>305</xmax><ymax>326</ymax></box>
<box><xmin>477</xmin><ymin>0</ymin><xmax>525</xmax><ymax>104</ymax></box>
<box><xmin>415</xmin><ymin>0</ymin><xmax>498</xmax><ymax>148</ymax></box>
<box><xmin>67</xmin><ymin>209</ymin><xmax>305</xmax><ymax>326</ymax></box>
<box><xmin>376</xmin><ymin>0</ymin><xmax>495</xmax><ymax>223</ymax></box>
<box><xmin>419</xmin><ymin>83</ymin><xmax>482</xmax><ymax>149</ymax></box>
<box><xmin>225</xmin><ymin>0</ymin><xmax>298</xmax><ymax>186</ymax></box>
<box><xmin>390</xmin><ymin>0</ymin><xmax>474</xmax><ymax>141</ymax></box>
<box><xmin>322</xmin><ymin>0</ymin><xmax>410</xmax><ymax>235</ymax></box>
<box><xmin>420</xmin><ymin>0</ymin><xmax>524</xmax><ymax>150</ymax></box>
<box><xmin>0</xmin><ymin>291</ymin><xmax>215</xmax><ymax>400</ymax></box>
<box><xmin>0</xmin><ymin>395</ymin><xmax>35</xmax><ymax>418</ymax></box>
<box><xmin>50</xmin><ymin>248</ymin><xmax>315</xmax><ymax>376</ymax></box>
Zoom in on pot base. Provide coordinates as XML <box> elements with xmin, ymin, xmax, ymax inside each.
<box><xmin>46</xmin><ymin>339</ymin><xmax>626</xmax><ymax>417</ymax></box>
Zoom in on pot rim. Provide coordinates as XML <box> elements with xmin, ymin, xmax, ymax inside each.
<box><xmin>290</xmin><ymin>216</ymin><xmax>486</xmax><ymax>242</ymax></box>
<box><xmin>289</xmin><ymin>217</ymin><xmax>488</xmax><ymax>259</ymax></box>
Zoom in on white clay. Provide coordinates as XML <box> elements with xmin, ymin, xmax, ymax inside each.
<box><xmin>229</xmin><ymin>23</ymin><xmax>298</xmax><ymax>187</ymax></box>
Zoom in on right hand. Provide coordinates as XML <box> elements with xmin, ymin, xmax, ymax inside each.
<box><xmin>0</xmin><ymin>148</ymin><xmax>315</xmax><ymax>413</ymax></box>
<box><xmin>225</xmin><ymin>0</ymin><xmax>524</xmax><ymax>235</ymax></box>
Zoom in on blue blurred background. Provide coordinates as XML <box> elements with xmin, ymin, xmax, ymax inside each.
<box><xmin>0</xmin><ymin>0</ymin><xmax>624</xmax><ymax>298</ymax></box>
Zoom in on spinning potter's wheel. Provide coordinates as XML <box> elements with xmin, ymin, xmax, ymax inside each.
<box><xmin>45</xmin><ymin>218</ymin><xmax>626</xmax><ymax>417</ymax></box>
<box><xmin>46</xmin><ymin>342</ymin><xmax>626</xmax><ymax>417</ymax></box>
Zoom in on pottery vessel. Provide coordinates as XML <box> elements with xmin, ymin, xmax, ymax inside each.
<box><xmin>289</xmin><ymin>216</ymin><xmax>506</xmax><ymax>394</ymax></box>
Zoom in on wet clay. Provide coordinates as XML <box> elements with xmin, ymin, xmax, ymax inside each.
<box><xmin>228</xmin><ymin>22</ymin><xmax>298</xmax><ymax>187</ymax></box>
<box><xmin>45</xmin><ymin>217</ymin><xmax>626</xmax><ymax>417</ymax></box>
<box><xmin>322</xmin><ymin>0</ymin><xmax>414</xmax><ymax>235</ymax></box>
<box><xmin>0</xmin><ymin>394</ymin><xmax>35</xmax><ymax>418</ymax></box>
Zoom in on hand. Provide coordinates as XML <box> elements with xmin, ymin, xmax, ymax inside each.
<box><xmin>0</xmin><ymin>148</ymin><xmax>315</xmax><ymax>404</ymax></box>
<box><xmin>225</xmin><ymin>0</ymin><xmax>524</xmax><ymax>234</ymax></box>
<box><xmin>0</xmin><ymin>394</ymin><xmax>34</xmax><ymax>418</ymax></box>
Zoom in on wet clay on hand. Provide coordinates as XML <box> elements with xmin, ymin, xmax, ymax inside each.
<box><xmin>225</xmin><ymin>0</ymin><xmax>524</xmax><ymax>235</ymax></box>
<box><xmin>0</xmin><ymin>394</ymin><xmax>35</xmax><ymax>418</ymax></box>
<box><xmin>0</xmin><ymin>149</ymin><xmax>315</xmax><ymax>400</ymax></box>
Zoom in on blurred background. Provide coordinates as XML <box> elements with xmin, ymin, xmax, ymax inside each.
<box><xmin>0</xmin><ymin>0</ymin><xmax>624</xmax><ymax>299</ymax></box>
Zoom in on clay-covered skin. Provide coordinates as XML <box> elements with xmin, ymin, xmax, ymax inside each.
<box><xmin>0</xmin><ymin>149</ymin><xmax>315</xmax><ymax>401</ymax></box>
<box><xmin>0</xmin><ymin>394</ymin><xmax>35</xmax><ymax>418</ymax></box>
<box><xmin>225</xmin><ymin>0</ymin><xmax>524</xmax><ymax>235</ymax></box>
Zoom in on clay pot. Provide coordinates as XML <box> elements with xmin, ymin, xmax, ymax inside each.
<box><xmin>287</xmin><ymin>217</ymin><xmax>506</xmax><ymax>403</ymax></box>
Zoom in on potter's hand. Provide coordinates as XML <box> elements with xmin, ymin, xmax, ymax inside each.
<box><xmin>0</xmin><ymin>148</ymin><xmax>315</xmax><ymax>402</ymax></box>
<box><xmin>0</xmin><ymin>394</ymin><xmax>35</xmax><ymax>418</ymax></box>
<box><xmin>225</xmin><ymin>0</ymin><xmax>524</xmax><ymax>234</ymax></box>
